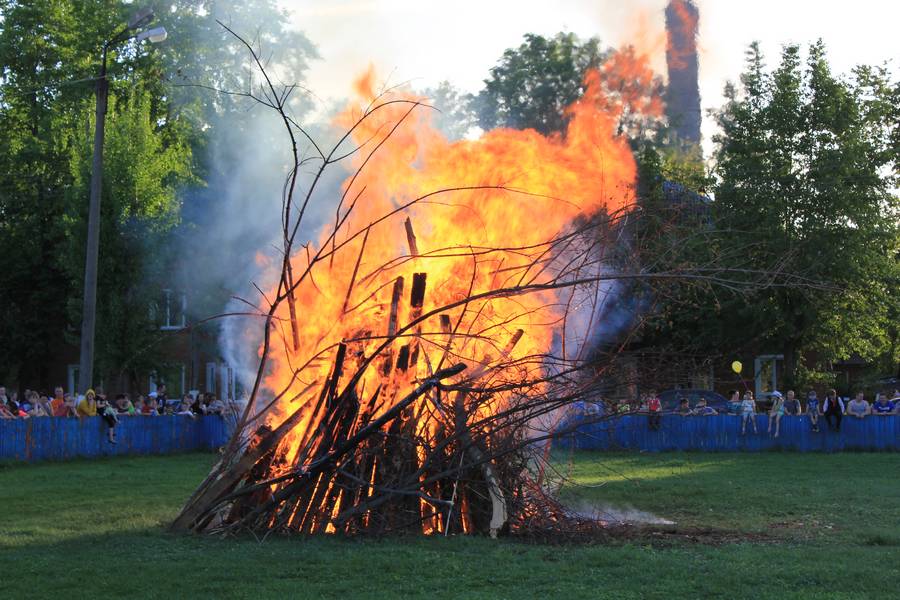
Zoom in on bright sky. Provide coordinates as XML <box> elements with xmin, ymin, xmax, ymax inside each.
<box><xmin>282</xmin><ymin>0</ymin><xmax>899</xmax><ymax>154</ymax></box>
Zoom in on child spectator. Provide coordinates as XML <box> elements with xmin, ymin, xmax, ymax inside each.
<box><xmin>646</xmin><ymin>390</ymin><xmax>662</xmax><ymax>430</ymax></box>
<box><xmin>726</xmin><ymin>390</ymin><xmax>742</xmax><ymax>415</ymax></box>
<box><xmin>740</xmin><ymin>391</ymin><xmax>758</xmax><ymax>434</ymax></box>
<box><xmin>156</xmin><ymin>384</ymin><xmax>170</xmax><ymax>413</ymax></box>
<box><xmin>822</xmin><ymin>389</ymin><xmax>844</xmax><ymax>431</ymax></box>
<box><xmin>783</xmin><ymin>390</ymin><xmax>801</xmax><ymax>416</ymax></box>
<box><xmin>76</xmin><ymin>390</ymin><xmax>98</xmax><ymax>417</ymax></box>
<box><xmin>50</xmin><ymin>387</ymin><xmax>66</xmax><ymax>416</ymax></box>
<box><xmin>767</xmin><ymin>391</ymin><xmax>785</xmax><ymax>438</ymax></box>
<box><xmin>114</xmin><ymin>394</ymin><xmax>135</xmax><ymax>415</ymax></box>
<box><xmin>27</xmin><ymin>392</ymin><xmax>50</xmax><ymax>417</ymax></box>
<box><xmin>806</xmin><ymin>390</ymin><xmax>820</xmax><ymax>432</ymax></box>
<box><xmin>176</xmin><ymin>398</ymin><xmax>195</xmax><ymax>416</ymax></box>
<box><xmin>676</xmin><ymin>398</ymin><xmax>692</xmax><ymax>415</ymax></box>
<box><xmin>96</xmin><ymin>395</ymin><xmax>118</xmax><ymax>443</ymax></box>
<box><xmin>846</xmin><ymin>392</ymin><xmax>870</xmax><ymax>419</ymax></box>
<box><xmin>20</xmin><ymin>392</ymin><xmax>33</xmax><ymax>413</ymax></box>
<box><xmin>694</xmin><ymin>398</ymin><xmax>718</xmax><ymax>416</ymax></box>
<box><xmin>205</xmin><ymin>395</ymin><xmax>226</xmax><ymax>416</ymax></box>
<box><xmin>143</xmin><ymin>395</ymin><xmax>160</xmax><ymax>416</ymax></box>
<box><xmin>8</xmin><ymin>392</ymin><xmax>27</xmax><ymax>417</ymax></box>
<box><xmin>871</xmin><ymin>393</ymin><xmax>896</xmax><ymax>416</ymax></box>
<box><xmin>0</xmin><ymin>403</ymin><xmax>14</xmax><ymax>419</ymax></box>
<box><xmin>188</xmin><ymin>393</ymin><xmax>205</xmax><ymax>416</ymax></box>
<box><xmin>40</xmin><ymin>395</ymin><xmax>54</xmax><ymax>416</ymax></box>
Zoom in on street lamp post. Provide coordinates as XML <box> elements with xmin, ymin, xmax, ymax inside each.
<box><xmin>77</xmin><ymin>9</ymin><xmax>167</xmax><ymax>393</ymax></box>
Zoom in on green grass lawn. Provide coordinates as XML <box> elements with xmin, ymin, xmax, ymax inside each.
<box><xmin>2</xmin><ymin>452</ymin><xmax>898</xmax><ymax>599</ymax></box>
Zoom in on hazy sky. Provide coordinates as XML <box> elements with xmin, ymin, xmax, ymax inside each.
<box><xmin>282</xmin><ymin>0</ymin><xmax>899</xmax><ymax>152</ymax></box>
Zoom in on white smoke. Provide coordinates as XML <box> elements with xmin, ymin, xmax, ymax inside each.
<box><xmin>568</xmin><ymin>500</ymin><xmax>675</xmax><ymax>525</ymax></box>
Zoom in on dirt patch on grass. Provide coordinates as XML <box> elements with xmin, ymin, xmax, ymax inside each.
<box><xmin>512</xmin><ymin>522</ymin><xmax>774</xmax><ymax>547</ymax></box>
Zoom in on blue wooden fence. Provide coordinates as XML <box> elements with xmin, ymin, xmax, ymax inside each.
<box><xmin>555</xmin><ymin>414</ymin><xmax>900</xmax><ymax>452</ymax></box>
<box><xmin>0</xmin><ymin>416</ymin><xmax>230</xmax><ymax>462</ymax></box>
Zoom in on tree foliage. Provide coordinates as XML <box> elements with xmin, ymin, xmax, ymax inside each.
<box><xmin>0</xmin><ymin>0</ymin><xmax>313</xmax><ymax>389</ymax></box>
<box><xmin>711</xmin><ymin>42</ymin><xmax>899</xmax><ymax>386</ymax></box>
<box><xmin>472</xmin><ymin>33</ymin><xmax>607</xmax><ymax>135</ymax></box>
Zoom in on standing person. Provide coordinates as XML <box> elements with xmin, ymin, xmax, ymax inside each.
<box><xmin>727</xmin><ymin>390</ymin><xmax>742</xmax><ymax>415</ymax></box>
<box><xmin>871</xmin><ymin>392</ymin><xmax>896</xmax><ymax>416</ymax></box>
<box><xmin>822</xmin><ymin>389</ymin><xmax>844</xmax><ymax>432</ymax></box>
<box><xmin>50</xmin><ymin>387</ymin><xmax>66</xmax><ymax>416</ymax></box>
<box><xmin>76</xmin><ymin>390</ymin><xmax>98</xmax><ymax>417</ymax></box>
<box><xmin>96</xmin><ymin>395</ymin><xmax>118</xmax><ymax>443</ymax></box>
<box><xmin>7</xmin><ymin>391</ymin><xmax>26</xmax><ymax>417</ymax></box>
<box><xmin>740</xmin><ymin>391</ymin><xmax>758</xmax><ymax>434</ymax></box>
<box><xmin>189</xmin><ymin>393</ymin><xmax>205</xmax><ymax>416</ymax></box>
<box><xmin>0</xmin><ymin>402</ymin><xmax>15</xmax><ymax>419</ymax></box>
<box><xmin>768</xmin><ymin>391</ymin><xmax>785</xmax><ymax>438</ymax></box>
<box><xmin>646</xmin><ymin>390</ymin><xmax>662</xmax><ymax>431</ymax></box>
<box><xmin>694</xmin><ymin>398</ymin><xmax>718</xmax><ymax>415</ymax></box>
<box><xmin>205</xmin><ymin>394</ymin><xmax>225</xmax><ymax>416</ymax></box>
<box><xmin>61</xmin><ymin>393</ymin><xmax>78</xmax><ymax>417</ymax></box>
<box><xmin>142</xmin><ymin>395</ymin><xmax>160</xmax><ymax>416</ymax></box>
<box><xmin>27</xmin><ymin>392</ymin><xmax>50</xmax><ymax>417</ymax></box>
<box><xmin>156</xmin><ymin>384</ymin><xmax>170</xmax><ymax>414</ymax></box>
<box><xmin>176</xmin><ymin>397</ymin><xmax>195</xmax><ymax>416</ymax></box>
<box><xmin>806</xmin><ymin>390</ymin><xmax>821</xmax><ymax>432</ymax></box>
<box><xmin>846</xmin><ymin>392</ymin><xmax>870</xmax><ymax>419</ymax></box>
<box><xmin>114</xmin><ymin>394</ymin><xmax>135</xmax><ymax>415</ymax></box>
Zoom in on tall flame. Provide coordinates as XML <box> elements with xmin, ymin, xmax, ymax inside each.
<box><xmin>256</xmin><ymin>50</ymin><xmax>659</xmax><ymax>488</ymax></box>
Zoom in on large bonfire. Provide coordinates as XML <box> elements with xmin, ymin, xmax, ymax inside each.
<box><xmin>173</xmin><ymin>28</ymin><xmax>661</xmax><ymax>537</ymax></box>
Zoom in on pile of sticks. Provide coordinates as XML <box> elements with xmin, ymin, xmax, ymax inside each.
<box><xmin>172</xmin><ymin>257</ymin><xmax>533</xmax><ymax>536</ymax></box>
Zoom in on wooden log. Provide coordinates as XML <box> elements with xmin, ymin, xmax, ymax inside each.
<box><xmin>387</xmin><ymin>276</ymin><xmax>404</xmax><ymax>337</ymax></box>
<box><xmin>404</xmin><ymin>217</ymin><xmax>419</xmax><ymax>256</ymax></box>
<box><xmin>381</xmin><ymin>276</ymin><xmax>405</xmax><ymax>377</ymax></box>
<box><xmin>342</xmin><ymin>226</ymin><xmax>370</xmax><ymax>314</ymax></box>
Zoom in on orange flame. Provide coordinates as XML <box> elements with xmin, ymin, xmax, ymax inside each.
<box><xmin>254</xmin><ymin>50</ymin><xmax>660</xmax><ymax>530</ymax></box>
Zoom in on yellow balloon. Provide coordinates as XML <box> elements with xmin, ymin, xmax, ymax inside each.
<box><xmin>731</xmin><ymin>360</ymin><xmax>742</xmax><ymax>374</ymax></box>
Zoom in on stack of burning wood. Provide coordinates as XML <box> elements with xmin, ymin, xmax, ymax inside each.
<box><xmin>166</xmin><ymin>24</ymin><xmax>640</xmax><ymax>539</ymax></box>
<box><xmin>171</xmin><ymin>207</ymin><xmax>603</xmax><ymax>537</ymax></box>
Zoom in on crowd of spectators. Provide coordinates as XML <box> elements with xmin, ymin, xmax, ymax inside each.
<box><xmin>639</xmin><ymin>388</ymin><xmax>900</xmax><ymax>435</ymax></box>
<box><xmin>0</xmin><ymin>383</ymin><xmax>232</xmax><ymax>443</ymax></box>
<box><xmin>571</xmin><ymin>387</ymin><xmax>900</xmax><ymax>438</ymax></box>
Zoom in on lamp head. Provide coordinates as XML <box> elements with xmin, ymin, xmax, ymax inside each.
<box><xmin>136</xmin><ymin>26</ymin><xmax>168</xmax><ymax>44</ymax></box>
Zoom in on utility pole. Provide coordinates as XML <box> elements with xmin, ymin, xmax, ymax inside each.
<box><xmin>77</xmin><ymin>49</ymin><xmax>109</xmax><ymax>394</ymax></box>
<box><xmin>77</xmin><ymin>8</ymin><xmax>167</xmax><ymax>392</ymax></box>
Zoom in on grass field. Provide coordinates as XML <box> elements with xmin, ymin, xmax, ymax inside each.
<box><xmin>2</xmin><ymin>452</ymin><xmax>899</xmax><ymax>599</ymax></box>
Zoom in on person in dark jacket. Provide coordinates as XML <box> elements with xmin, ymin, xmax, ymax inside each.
<box><xmin>822</xmin><ymin>389</ymin><xmax>844</xmax><ymax>432</ymax></box>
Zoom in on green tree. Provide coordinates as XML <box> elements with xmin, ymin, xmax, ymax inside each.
<box><xmin>712</xmin><ymin>41</ymin><xmax>899</xmax><ymax>387</ymax></box>
<box><xmin>0</xmin><ymin>0</ymin><xmax>194</xmax><ymax>389</ymax></box>
<box><xmin>472</xmin><ymin>33</ymin><xmax>607</xmax><ymax>135</ymax></box>
<box><xmin>422</xmin><ymin>81</ymin><xmax>475</xmax><ymax>141</ymax></box>
<box><xmin>0</xmin><ymin>0</ymin><xmax>317</xmax><ymax>391</ymax></box>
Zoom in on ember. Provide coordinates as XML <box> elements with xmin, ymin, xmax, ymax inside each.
<box><xmin>172</xmin><ymin>24</ymin><xmax>659</xmax><ymax>538</ymax></box>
